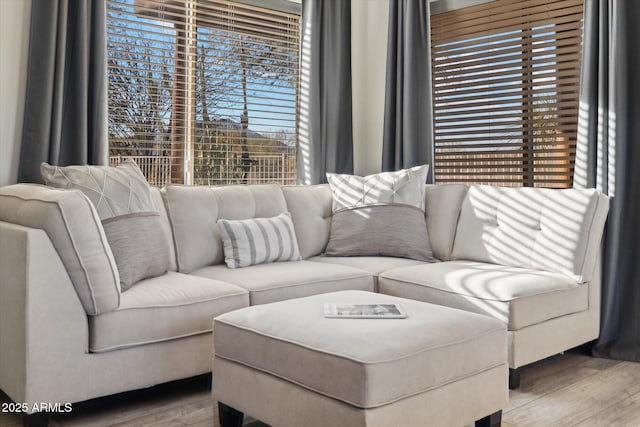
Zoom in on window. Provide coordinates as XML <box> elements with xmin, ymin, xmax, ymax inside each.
<box><xmin>107</xmin><ymin>0</ymin><xmax>300</xmax><ymax>186</ymax></box>
<box><xmin>430</xmin><ymin>0</ymin><xmax>583</xmax><ymax>187</ymax></box>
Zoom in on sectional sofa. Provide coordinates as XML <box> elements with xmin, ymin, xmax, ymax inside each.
<box><xmin>0</xmin><ymin>180</ymin><xmax>609</xmax><ymax>420</ymax></box>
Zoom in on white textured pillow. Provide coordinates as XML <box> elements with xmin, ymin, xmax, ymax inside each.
<box><xmin>327</xmin><ymin>165</ymin><xmax>428</xmax><ymax>212</ymax></box>
<box><xmin>218</xmin><ymin>213</ymin><xmax>302</xmax><ymax>268</ymax></box>
<box><xmin>41</xmin><ymin>160</ymin><xmax>155</xmax><ymax>220</ymax></box>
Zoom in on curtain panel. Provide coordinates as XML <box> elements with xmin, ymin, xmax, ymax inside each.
<box><xmin>297</xmin><ymin>0</ymin><xmax>353</xmax><ymax>185</ymax></box>
<box><xmin>575</xmin><ymin>0</ymin><xmax>640</xmax><ymax>361</ymax></box>
<box><xmin>382</xmin><ymin>0</ymin><xmax>434</xmax><ymax>181</ymax></box>
<box><xmin>19</xmin><ymin>0</ymin><xmax>108</xmax><ymax>183</ymax></box>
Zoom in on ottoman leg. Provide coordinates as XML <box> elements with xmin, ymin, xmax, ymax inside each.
<box><xmin>509</xmin><ymin>368</ymin><xmax>521</xmax><ymax>389</ymax></box>
<box><xmin>218</xmin><ymin>402</ymin><xmax>244</xmax><ymax>427</ymax></box>
<box><xmin>475</xmin><ymin>410</ymin><xmax>502</xmax><ymax>427</ymax></box>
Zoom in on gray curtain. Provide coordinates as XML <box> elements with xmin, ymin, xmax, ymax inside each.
<box><xmin>575</xmin><ymin>0</ymin><xmax>640</xmax><ymax>361</ymax></box>
<box><xmin>297</xmin><ymin>0</ymin><xmax>353</xmax><ymax>185</ymax></box>
<box><xmin>382</xmin><ymin>0</ymin><xmax>434</xmax><ymax>181</ymax></box>
<box><xmin>19</xmin><ymin>0</ymin><xmax>108</xmax><ymax>183</ymax></box>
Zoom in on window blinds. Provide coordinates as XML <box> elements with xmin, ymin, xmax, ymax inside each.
<box><xmin>107</xmin><ymin>0</ymin><xmax>300</xmax><ymax>186</ymax></box>
<box><xmin>430</xmin><ymin>0</ymin><xmax>583</xmax><ymax>187</ymax></box>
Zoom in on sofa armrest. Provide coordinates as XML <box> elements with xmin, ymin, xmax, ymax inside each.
<box><xmin>0</xmin><ymin>221</ymin><xmax>89</xmax><ymax>409</ymax></box>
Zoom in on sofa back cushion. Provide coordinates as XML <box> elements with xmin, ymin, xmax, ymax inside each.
<box><xmin>163</xmin><ymin>184</ymin><xmax>288</xmax><ymax>273</ymax></box>
<box><xmin>451</xmin><ymin>186</ymin><xmax>609</xmax><ymax>282</ymax></box>
<box><xmin>150</xmin><ymin>187</ymin><xmax>177</xmax><ymax>272</ymax></box>
<box><xmin>424</xmin><ymin>184</ymin><xmax>469</xmax><ymax>261</ymax></box>
<box><xmin>0</xmin><ymin>184</ymin><xmax>120</xmax><ymax>314</ymax></box>
<box><xmin>282</xmin><ymin>185</ymin><xmax>333</xmax><ymax>260</ymax></box>
<box><xmin>283</xmin><ymin>183</ymin><xmax>469</xmax><ymax>261</ymax></box>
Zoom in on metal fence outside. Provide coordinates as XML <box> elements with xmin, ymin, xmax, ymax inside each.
<box><xmin>110</xmin><ymin>154</ymin><xmax>296</xmax><ymax>187</ymax></box>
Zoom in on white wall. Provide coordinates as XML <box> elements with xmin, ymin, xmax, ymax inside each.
<box><xmin>0</xmin><ymin>0</ymin><xmax>31</xmax><ymax>186</ymax></box>
<box><xmin>351</xmin><ymin>0</ymin><xmax>389</xmax><ymax>175</ymax></box>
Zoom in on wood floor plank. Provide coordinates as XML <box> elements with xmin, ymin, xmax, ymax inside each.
<box><xmin>503</xmin><ymin>361</ymin><xmax>640</xmax><ymax>427</ymax></box>
<box><xmin>574</xmin><ymin>389</ymin><xmax>640</xmax><ymax>427</ymax></box>
<box><xmin>506</xmin><ymin>353</ymin><xmax>621</xmax><ymax>412</ymax></box>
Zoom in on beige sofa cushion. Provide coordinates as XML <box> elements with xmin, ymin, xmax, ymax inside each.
<box><xmin>164</xmin><ymin>184</ymin><xmax>288</xmax><ymax>273</ymax></box>
<box><xmin>191</xmin><ymin>261</ymin><xmax>374</xmax><ymax>305</ymax></box>
<box><xmin>213</xmin><ymin>290</ymin><xmax>506</xmax><ymax>409</ymax></box>
<box><xmin>424</xmin><ymin>184</ymin><xmax>468</xmax><ymax>260</ymax></box>
<box><xmin>89</xmin><ymin>272</ymin><xmax>248</xmax><ymax>352</ymax></box>
<box><xmin>451</xmin><ymin>186</ymin><xmax>609</xmax><ymax>282</ymax></box>
<box><xmin>149</xmin><ymin>187</ymin><xmax>177</xmax><ymax>271</ymax></box>
<box><xmin>308</xmin><ymin>256</ymin><xmax>423</xmax><ymax>276</ymax></box>
<box><xmin>283</xmin><ymin>184</ymin><xmax>469</xmax><ymax>261</ymax></box>
<box><xmin>282</xmin><ymin>185</ymin><xmax>333</xmax><ymax>259</ymax></box>
<box><xmin>379</xmin><ymin>261</ymin><xmax>588</xmax><ymax>330</ymax></box>
<box><xmin>0</xmin><ymin>184</ymin><xmax>120</xmax><ymax>314</ymax></box>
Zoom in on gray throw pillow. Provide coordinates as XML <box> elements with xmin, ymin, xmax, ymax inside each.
<box><xmin>41</xmin><ymin>161</ymin><xmax>171</xmax><ymax>291</ymax></box>
<box><xmin>102</xmin><ymin>213</ymin><xmax>170</xmax><ymax>290</ymax></box>
<box><xmin>325</xmin><ymin>205</ymin><xmax>433</xmax><ymax>261</ymax></box>
<box><xmin>325</xmin><ymin>166</ymin><xmax>435</xmax><ymax>261</ymax></box>
<box><xmin>218</xmin><ymin>213</ymin><xmax>302</xmax><ymax>268</ymax></box>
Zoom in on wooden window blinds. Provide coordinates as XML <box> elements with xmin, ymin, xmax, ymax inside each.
<box><xmin>430</xmin><ymin>0</ymin><xmax>584</xmax><ymax>187</ymax></box>
<box><xmin>107</xmin><ymin>0</ymin><xmax>300</xmax><ymax>186</ymax></box>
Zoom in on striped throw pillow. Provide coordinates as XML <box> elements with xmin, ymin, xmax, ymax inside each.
<box><xmin>218</xmin><ymin>213</ymin><xmax>302</xmax><ymax>268</ymax></box>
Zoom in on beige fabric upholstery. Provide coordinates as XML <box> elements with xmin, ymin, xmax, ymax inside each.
<box><xmin>213</xmin><ymin>358</ymin><xmax>507</xmax><ymax>427</ymax></box>
<box><xmin>0</xmin><ymin>185</ymin><xmax>120</xmax><ymax>314</ymax></box>
<box><xmin>150</xmin><ymin>187</ymin><xmax>177</xmax><ymax>271</ymax></box>
<box><xmin>424</xmin><ymin>184</ymin><xmax>468</xmax><ymax>260</ymax></box>
<box><xmin>508</xmin><ymin>256</ymin><xmax>603</xmax><ymax>368</ymax></box>
<box><xmin>379</xmin><ymin>261</ymin><xmax>587</xmax><ymax>330</ymax></box>
<box><xmin>192</xmin><ymin>261</ymin><xmax>373</xmax><ymax>305</ymax></box>
<box><xmin>90</xmin><ymin>272</ymin><xmax>248</xmax><ymax>352</ymax></box>
<box><xmin>0</xmin><ymin>222</ymin><xmax>215</xmax><ymax>412</ymax></box>
<box><xmin>163</xmin><ymin>184</ymin><xmax>288</xmax><ymax>273</ymax></box>
<box><xmin>213</xmin><ymin>290</ymin><xmax>506</xmax><ymax>409</ymax></box>
<box><xmin>282</xmin><ymin>184</ymin><xmax>333</xmax><ymax>259</ymax></box>
<box><xmin>451</xmin><ymin>186</ymin><xmax>610</xmax><ymax>282</ymax></box>
<box><xmin>309</xmin><ymin>256</ymin><xmax>423</xmax><ymax>276</ymax></box>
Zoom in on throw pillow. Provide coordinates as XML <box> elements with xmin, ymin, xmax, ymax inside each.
<box><xmin>218</xmin><ymin>213</ymin><xmax>302</xmax><ymax>268</ymax></box>
<box><xmin>41</xmin><ymin>160</ymin><xmax>155</xmax><ymax>219</ymax></box>
<box><xmin>41</xmin><ymin>161</ymin><xmax>171</xmax><ymax>290</ymax></box>
<box><xmin>325</xmin><ymin>165</ymin><xmax>435</xmax><ymax>261</ymax></box>
<box><xmin>102</xmin><ymin>212</ymin><xmax>171</xmax><ymax>291</ymax></box>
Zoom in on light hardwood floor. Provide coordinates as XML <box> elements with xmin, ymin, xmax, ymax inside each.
<box><xmin>1</xmin><ymin>352</ymin><xmax>639</xmax><ymax>427</ymax></box>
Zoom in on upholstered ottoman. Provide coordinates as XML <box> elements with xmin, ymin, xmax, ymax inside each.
<box><xmin>212</xmin><ymin>290</ymin><xmax>508</xmax><ymax>427</ymax></box>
